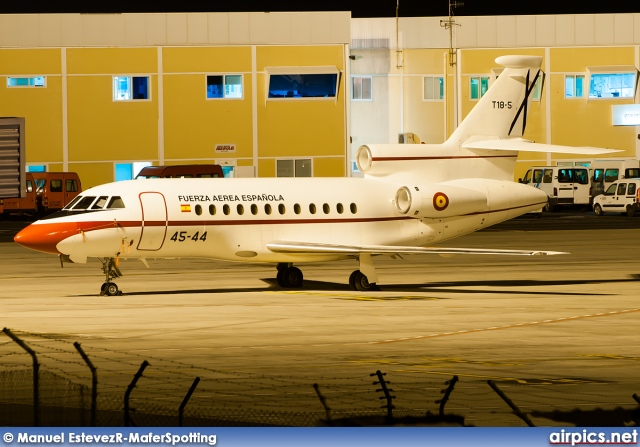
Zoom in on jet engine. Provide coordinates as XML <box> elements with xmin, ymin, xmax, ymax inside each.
<box><xmin>395</xmin><ymin>184</ymin><xmax>488</xmax><ymax>218</ymax></box>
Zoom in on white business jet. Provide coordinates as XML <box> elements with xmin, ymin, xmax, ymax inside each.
<box><xmin>14</xmin><ymin>55</ymin><xmax>617</xmax><ymax>295</ymax></box>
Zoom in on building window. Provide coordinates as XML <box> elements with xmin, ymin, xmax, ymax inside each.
<box><xmin>7</xmin><ymin>76</ymin><xmax>45</xmax><ymax>87</ymax></box>
<box><xmin>589</xmin><ymin>73</ymin><xmax>636</xmax><ymax>98</ymax></box>
<box><xmin>266</xmin><ymin>67</ymin><xmax>339</xmax><ymax>100</ymax></box>
<box><xmin>352</xmin><ymin>76</ymin><xmax>372</xmax><ymax>101</ymax></box>
<box><xmin>115</xmin><ymin>162</ymin><xmax>151</xmax><ymax>181</ymax></box>
<box><xmin>276</xmin><ymin>159</ymin><xmax>312</xmax><ymax>177</ymax></box>
<box><xmin>565</xmin><ymin>75</ymin><xmax>585</xmax><ymax>98</ymax></box>
<box><xmin>423</xmin><ymin>76</ymin><xmax>444</xmax><ymax>100</ymax></box>
<box><xmin>470</xmin><ymin>76</ymin><xmax>489</xmax><ymax>100</ymax></box>
<box><xmin>27</xmin><ymin>165</ymin><xmax>46</xmax><ymax>172</ymax></box>
<box><xmin>113</xmin><ymin>76</ymin><xmax>149</xmax><ymax>101</ymax></box>
<box><xmin>206</xmin><ymin>75</ymin><xmax>243</xmax><ymax>99</ymax></box>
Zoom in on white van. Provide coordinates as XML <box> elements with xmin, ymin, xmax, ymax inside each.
<box><xmin>589</xmin><ymin>160</ymin><xmax>640</xmax><ymax>198</ymax></box>
<box><xmin>593</xmin><ymin>179</ymin><xmax>640</xmax><ymax>217</ymax></box>
<box><xmin>520</xmin><ymin>166</ymin><xmax>590</xmax><ymax>211</ymax></box>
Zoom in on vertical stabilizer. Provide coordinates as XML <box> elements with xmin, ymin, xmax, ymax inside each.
<box><xmin>447</xmin><ymin>55</ymin><xmax>543</xmax><ymax>146</ymax></box>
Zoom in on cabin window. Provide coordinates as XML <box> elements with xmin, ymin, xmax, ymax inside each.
<box><xmin>209</xmin><ymin>204</ymin><xmax>216</xmax><ymax>215</ymax></box>
<box><xmin>206</xmin><ymin>74</ymin><xmax>243</xmax><ymax>99</ymax></box>
<box><xmin>336</xmin><ymin>203</ymin><xmax>344</xmax><ymax>214</ymax></box>
<box><xmin>195</xmin><ymin>205</ymin><xmax>202</xmax><ymax>216</ymax></box>
<box><xmin>91</xmin><ymin>196</ymin><xmax>109</xmax><ymax>209</ymax></box>
<box><xmin>323</xmin><ymin>203</ymin><xmax>330</xmax><ymax>214</ymax></box>
<box><xmin>113</xmin><ymin>76</ymin><xmax>149</xmax><ymax>101</ymax></box>
<box><xmin>278</xmin><ymin>204</ymin><xmax>286</xmax><ymax>214</ymax></box>
<box><xmin>265</xmin><ymin>204</ymin><xmax>272</xmax><ymax>215</ymax></box>
<box><xmin>294</xmin><ymin>203</ymin><xmax>301</xmax><ymax>214</ymax></box>
<box><xmin>223</xmin><ymin>204</ymin><xmax>230</xmax><ymax>215</ymax></box>
<box><xmin>64</xmin><ymin>196</ymin><xmax>82</xmax><ymax>209</ymax></box>
<box><xmin>251</xmin><ymin>204</ymin><xmax>258</xmax><ymax>215</ymax></box>
<box><xmin>237</xmin><ymin>204</ymin><xmax>244</xmax><ymax>215</ymax></box>
<box><xmin>309</xmin><ymin>204</ymin><xmax>316</xmax><ymax>214</ymax></box>
<box><xmin>73</xmin><ymin>196</ymin><xmax>97</xmax><ymax>210</ymax></box>
<box><xmin>350</xmin><ymin>203</ymin><xmax>357</xmax><ymax>214</ymax></box>
<box><xmin>107</xmin><ymin>196</ymin><xmax>125</xmax><ymax>208</ymax></box>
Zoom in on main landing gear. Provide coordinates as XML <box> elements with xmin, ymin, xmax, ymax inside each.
<box><xmin>99</xmin><ymin>257</ymin><xmax>123</xmax><ymax>296</ymax></box>
<box><xmin>275</xmin><ymin>253</ymin><xmax>381</xmax><ymax>291</ymax></box>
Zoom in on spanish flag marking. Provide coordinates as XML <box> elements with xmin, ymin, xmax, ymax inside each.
<box><xmin>180</xmin><ymin>204</ymin><xmax>191</xmax><ymax>213</ymax></box>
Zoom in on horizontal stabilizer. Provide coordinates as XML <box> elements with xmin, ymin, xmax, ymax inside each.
<box><xmin>463</xmin><ymin>138</ymin><xmax>621</xmax><ymax>155</ymax></box>
<box><xmin>267</xmin><ymin>241</ymin><xmax>567</xmax><ymax>256</ymax></box>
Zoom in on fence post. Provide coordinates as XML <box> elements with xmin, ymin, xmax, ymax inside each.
<box><xmin>436</xmin><ymin>375</ymin><xmax>458</xmax><ymax>416</ymax></box>
<box><xmin>371</xmin><ymin>370</ymin><xmax>395</xmax><ymax>420</ymax></box>
<box><xmin>487</xmin><ymin>380</ymin><xmax>535</xmax><ymax>427</ymax></box>
<box><xmin>2</xmin><ymin>328</ymin><xmax>39</xmax><ymax>426</ymax></box>
<box><xmin>178</xmin><ymin>377</ymin><xmax>200</xmax><ymax>427</ymax></box>
<box><xmin>73</xmin><ymin>342</ymin><xmax>98</xmax><ymax>427</ymax></box>
<box><xmin>312</xmin><ymin>383</ymin><xmax>332</xmax><ymax>422</ymax></box>
<box><xmin>124</xmin><ymin>361</ymin><xmax>149</xmax><ymax>427</ymax></box>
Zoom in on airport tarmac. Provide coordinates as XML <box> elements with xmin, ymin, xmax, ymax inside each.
<box><xmin>1</xmin><ymin>224</ymin><xmax>640</xmax><ymax>426</ymax></box>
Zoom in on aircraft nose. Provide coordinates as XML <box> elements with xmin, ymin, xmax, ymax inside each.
<box><xmin>14</xmin><ymin>222</ymin><xmax>78</xmax><ymax>255</ymax></box>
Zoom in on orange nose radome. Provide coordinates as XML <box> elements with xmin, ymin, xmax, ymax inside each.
<box><xmin>14</xmin><ymin>222</ymin><xmax>79</xmax><ymax>255</ymax></box>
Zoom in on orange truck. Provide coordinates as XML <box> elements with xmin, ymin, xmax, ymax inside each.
<box><xmin>0</xmin><ymin>172</ymin><xmax>81</xmax><ymax>216</ymax></box>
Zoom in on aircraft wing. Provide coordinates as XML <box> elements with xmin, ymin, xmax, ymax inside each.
<box><xmin>462</xmin><ymin>138</ymin><xmax>621</xmax><ymax>155</ymax></box>
<box><xmin>266</xmin><ymin>241</ymin><xmax>567</xmax><ymax>256</ymax></box>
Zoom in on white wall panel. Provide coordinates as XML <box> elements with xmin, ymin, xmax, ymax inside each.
<box><xmin>207</xmin><ymin>13</ymin><xmax>230</xmax><ymax>45</ymax></box>
<box><xmin>187</xmin><ymin>14</ymin><xmax>208</xmax><ymax>44</ymax></box>
<box><xmin>268</xmin><ymin>14</ymin><xmax>293</xmax><ymax>44</ymax></box>
<box><xmin>535</xmin><ymin>15</ymin><xmax>556</xmax><ymax>47</ymax></box>
<box><xmin>310</xmin><ymin>13</ymin><xmax>333</xmax><ymax>45</ymax></box>
<box><xmin>496</xmin><ymin>16</ymin><xmax>516</xmax><ymax>48</ymax></box>
<box><xmin>290</xmin><ymin>14</ymin><xmax>312</xmax><ymax>44</ymax></box>
<box><xmin>594</xmin><ymin>14</ymin><xmax>614</xmax><ymax>45</ymax></box>
<box><xmin>0</xmin><ymin>15</ymin><xmax>19</xmax><ymax>47</ymax></box>
<box><xmin>456</xmin><ymin>17</ymin><xmax>477</xmax><ymax>48</ymax></box>
<box><xmin>635</xmin><ymin>14</ymin><xmax>640</xmax><ymax>45</ymax></box>
<box><xmin>60</xmin><ymin>15</ymin><xmax>82</xmax><ymax>47</ymax></box>
<box><xmin>575</xmin><ymin>14</ymin><xmax>595</xmax><ymax>46</ymax></box>
<box><xmin>516</xmin><ymin>16</ymin><xmax>536</xmax><ymax>47</ymax></box>
<box><xmin>124</xmin><ymin>14</ymin><xmax>147</xmax><ymax>46</ymax></box>
<box><xmin>556</xmin><ymin>15</ymin><xmax>575</xmax><ymax>46</ymax></box>
<box><xmin>420</xmin><ymin>18</ymin><xmax>449</xmax><ymax>48</ymax></box>
<box><xmin>81</xmin><ymin>15</ymin><xmax>106</xmax><ymax>47</ymax></box>
<box><xmin>401</xmin><ymin>17</ymin><xmax>420</xmax><ymax>49</ymax></box>
<box><xmin>248</xmin><ymin>13</ymin><xmax>271</xmax><ymax>44</ymax></box>
<box><xmin>103</xmin><ymin>14</ymin><xmax>126</xmax><ymax>47</ymax></box>
<box><xmin>17</xmin><ymin>15</ymin><xmax>40</xmax><ymax>48</ymax></box>
<box><xmin>477</xmin><ymin>16</ymin><xmax>497</xmax><ymax>48</ymax></box>
<box><xmin>167</xmin><ymin>13</ymin><xmax>188</xmax><ymax>45</ymax></box>
<box><xmin>38</xmin><ymin>14</ymin><xmax>62</xmax><ymax>47</ymax></box>
<box><xmin>613</xmin><ymin>14</ymin><xmax>633</xmax><ymax>45</ymax></box>
<box><xmin>228</xmin><ymin>13</ymin><xmax>250</xmax><ymax>45</ymax></box>
<box><xmin>145</xmin><ymin>14</ymin><xmax>167</xmax><ymax>46</ymax></box>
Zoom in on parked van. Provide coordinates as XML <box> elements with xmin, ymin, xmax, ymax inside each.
<box><xmin>0</xmin><ymin>172</ymin><xmax>81</xmax><ymax>216</ymax></box>
<box><xmin>589</xmin><ymin>160</ymin><xmax>640</xmax><ymax>198</ymax></box>
<box><xmin>520</xmin><ymin>166</ymin><xmax>590</xmax><ymax>211</ymax></box>
<box><xmin>135</xmin><ymin>164</ymin><xmax>224</xmax><ymax>179</ymax></box>
<box><xmin>33</xmin><ymin>172</ymin><xmax>82</xmax><ymax>214</ymax></box>
<box><xmin>593</xmin><ymin>179</ymin><xmax>640</xmax><ymax>217</ymax></box>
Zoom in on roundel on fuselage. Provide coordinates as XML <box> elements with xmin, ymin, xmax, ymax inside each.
<box><xmin>433</xmin><ymin>192</ymin><xmax>449</xmax><ymax>211</ymax></box>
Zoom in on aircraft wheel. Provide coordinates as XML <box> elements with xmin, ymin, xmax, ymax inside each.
<box><xmin>282</xmin><ymin>267</ymin><xmax>303</xmax><ymax>288</ymax></box>
<box><xmin>348</xmin><ymin>270</ymin><xmax>360</xmax><ymax>290</ymax></box>
<box><xmin>353</xmin><ymin>271</ymin><xmax>380</xmax><ymax>292</ymax></box>
<box><xmin>105</xmin><ymin>282</ymin><xmax>119</xmax><ymax>297</ymax></box>
<box><xmin>594</xmin><ymin>204</ymin><xmax>603</xmax><ymax>216</ymax></box>
<box><xmin>276</xmin><ymin>269</ymin><xmax>286</xmax><ymax>287</ymax></box>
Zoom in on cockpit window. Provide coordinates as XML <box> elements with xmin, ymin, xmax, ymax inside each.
<box><xmin>107</xmin><ymin>196</ymin><xmax>125</xmax><ymax>209</ymax></box>
<box><xmin>73</xmin><ymin>196</ymin><xmax>97</xmax><ymax>210</ymax></box>
<box><xmin>91</xmin><ymin>196</ymin><xmax>109</xmax><ymax>209</ymax></box>
<box><xmin>64</xmin><ymin>196</ymin><xmax>83</xmax><ymax>210</ymax></box>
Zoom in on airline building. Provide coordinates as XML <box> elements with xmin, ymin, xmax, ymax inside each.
<box><xmin>0</xmin><ymin>12</ymin><xmax>639</xmax><ymax>187</ymax></box>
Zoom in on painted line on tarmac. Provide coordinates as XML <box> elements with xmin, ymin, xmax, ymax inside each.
<box><xmin>371</xmin><ymin>307</ymin><xmax>640</xmax><ymax>345</ymax></box>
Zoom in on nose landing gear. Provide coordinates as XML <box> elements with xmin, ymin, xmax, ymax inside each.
<box><xmin>276</xmin><ymin>263</ymin><xmax>304</xmax><ymax>288</ymax></box>
<box><xmin>99</xmin><ymin>257</ymin><xmax>123</xmax><ymax>296</ymax></box>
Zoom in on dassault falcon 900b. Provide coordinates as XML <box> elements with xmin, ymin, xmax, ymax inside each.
<box><xmin>15</xmin><ymin>55</ymin><xmax>617</xmax><ymax>296</ymax></box>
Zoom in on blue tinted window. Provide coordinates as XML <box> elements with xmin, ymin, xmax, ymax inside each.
<box><xmin>268</xmin><ymin>74</ymin><xmax>337</xmax><ymax>98</ymax></box>
<box><xmin>115</xmin><ymin>163</ymin><xmax>133</xmax><ymax>181</ymax></box>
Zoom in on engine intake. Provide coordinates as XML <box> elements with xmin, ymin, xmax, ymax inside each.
<box><xmin>395</xmin><ymin>184</ymin><xmax>488</xmax><ymax>218</ymax></box>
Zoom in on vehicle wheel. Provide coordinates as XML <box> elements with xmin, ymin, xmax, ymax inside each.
<box><xmin>627</xmin><ymin>206</ymin><xmax>636</xmax><ymax>217</ymax></box>
<box><xmin>354</xmin><ymin>271</ymin><xmax>380</xmax><ymax>292</ymax></box>
<box><xmin>282</xmin><ymin>267</ymin><xmax>303</xmax><ymax>288</ymax></box>
<box><xmin>105</xmin><ymin>282</ymin><xmax>119</xmax><ymax>296</ymax></box>
<box><xmin>348</xmin><ymin>270</ymin><xmax>360</xmax><ymax>290</ymax></box>
<box><xmin>276</xmin><ymin>269</ymin><xmax>286</xmax><ymax>287</ymax></box>
<box><xmin>594</xmin><ymin>204</ymin><xmax>603</xmax><ymax>216</ymax></box>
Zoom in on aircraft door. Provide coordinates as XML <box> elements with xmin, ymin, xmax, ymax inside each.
<box><xmin>137</xmin><ymin>192</ymin><xmax>168</xmax><ymax>251</ymax></box>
